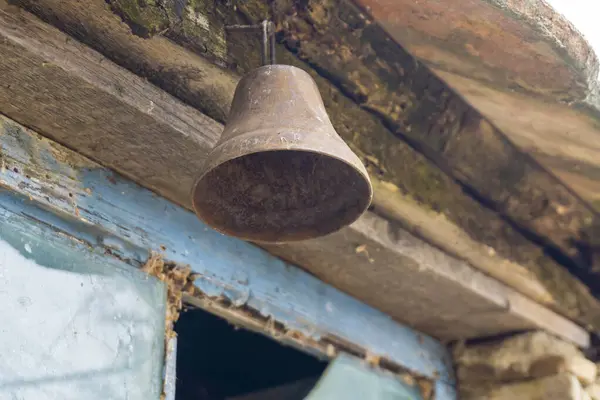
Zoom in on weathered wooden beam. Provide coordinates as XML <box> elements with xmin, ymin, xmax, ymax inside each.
<box><xmin>271</xmin><ymin>0</ymin><xmax>600</xmax><ymax>277</ymax></box>
<box><xmin>0</xmin><ymin>3</ymin><xmax>221</xmax><ymax>207</ymax></box>
<box><xmin>352</xmin><ymin>0</ymin><xmax>600</xmax><ymax>210</ymax></box>
<box><xmin>6</xmin><ymin>0</ymin><xmax>600</xmax><ymax>331</ymax></box>
<box><xmin>0</xmin><ymin>3</ymin><xmax>588</xmax><ymax>345</ymax></box>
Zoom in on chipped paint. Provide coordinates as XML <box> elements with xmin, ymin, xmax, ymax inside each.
<box><xmin>162</xmin><ymin>336</ymin><xmax>177</xmax><ymax>400</ymax></box>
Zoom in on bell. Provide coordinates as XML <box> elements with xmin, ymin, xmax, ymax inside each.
<box><xmin>192</xmin><ymin>64</ymin><xmax>372</xmax><ymax>243</ymax></box>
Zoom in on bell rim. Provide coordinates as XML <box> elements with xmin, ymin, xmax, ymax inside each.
<box><xmin>192</xmin><ymin>145</ymin><xmax>373</xmax><ymax>200</ymax></box>
<box><xmin>191</xmin><ymin>147</ymin><xmax>373</xmax><ymax>244</ymax></box>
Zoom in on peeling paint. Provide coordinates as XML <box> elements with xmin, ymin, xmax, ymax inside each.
<box><xmin>141</xmin><ymin>253</ymin><xmax>195</xmax><ymax>341</ymax></box>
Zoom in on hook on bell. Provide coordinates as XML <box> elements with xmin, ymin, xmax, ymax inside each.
<box><xmin>192</xmin><ymin>23</ymin><xmax>372</xmax><ymax>243</ymax></box>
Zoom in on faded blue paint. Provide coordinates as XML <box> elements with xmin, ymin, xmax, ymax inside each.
<box><xmin>0</xmin><ymin>199</ymin><xmax>166</xmax><ymax>400</ymax></box>
<box><xmin>307</xmin><ymin>354</ymin><xmax>422</xmax><ymax>399</ymax></box>
<box><xmin>0</xmin><ymin>116</ymin><xmax>456</xmax><ymax>397</ymax></box>
<box><xmin>435</xmin><ymin>381</ymin><xmax>457</xmax><ymax>400</ymax></box>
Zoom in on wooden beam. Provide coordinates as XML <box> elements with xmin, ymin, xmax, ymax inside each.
<box><xmin>4</xmin><ymin>0</ymin><xmax>600</xmax><ymax>331</ymax></box>
<box><xmin>353</xmin><ymin>0</ymin><xmax>600</xmax><ymax>209</ymax></box>
<box><xmin>271</xmin><ymin>0</ymin><xmax>600</xmax><ymax>276</ymax></box>
<box><xmin>269</xmin><ymin>211</ymin><xmax>590</xmax><ymax>345</ymax></box>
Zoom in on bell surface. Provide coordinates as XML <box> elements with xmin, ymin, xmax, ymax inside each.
<box><xmin>192</xmin><ymin>64</ymin><xmax>372</xmax><ymax>243</ymax></box>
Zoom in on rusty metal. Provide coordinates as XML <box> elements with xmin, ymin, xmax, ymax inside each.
<box><xmin>192</xmin><ymin>65</ymin><xmax>373</xmax><ymax>243</ymax></box>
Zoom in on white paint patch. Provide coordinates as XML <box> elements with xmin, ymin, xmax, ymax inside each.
<box><xmin>0</xmin><ymin>239</ymin><xmax>165</xmax><ymax>400</ymax></box>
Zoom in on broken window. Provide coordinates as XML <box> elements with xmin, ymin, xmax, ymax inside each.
<box><xmin>174</xmin><ymin>309</ymin><xmax>423</xmax><ymax>400</ymax></box>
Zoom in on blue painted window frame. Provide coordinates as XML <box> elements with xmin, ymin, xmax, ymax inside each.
<box><xmin>0</xmin><ymin>115</ymin><xmax>456</xmax><ymax>399</ymax></box>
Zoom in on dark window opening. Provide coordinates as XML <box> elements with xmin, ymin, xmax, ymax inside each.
<box><xmin>174</xmin><ymin>308</ymin><xmax>327</xmax><ymax>400</ymax></box>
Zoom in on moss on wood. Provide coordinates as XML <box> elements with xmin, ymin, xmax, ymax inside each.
<box><xmin>108</xmin><ymin>0</ymin><xmax>169</xmax><ymax>37</ymax></box>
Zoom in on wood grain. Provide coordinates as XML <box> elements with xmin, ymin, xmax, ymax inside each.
<box><xmin>269</xmin><ymin>0</ymin><xmax>600</xmax><ymax>287</ymax></box>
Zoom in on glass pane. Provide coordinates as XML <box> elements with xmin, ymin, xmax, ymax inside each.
<box><xmin>306</xmin><ymin>354</ymin><xmax>423</xmax><ymax>400</ymax></box>
<box><xmin>0</xmin><ymin>220</ymin><xmax>166</xmax><ymax>400</ymax></box>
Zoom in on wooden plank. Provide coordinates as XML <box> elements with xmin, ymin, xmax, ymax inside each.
<box><xmin>369</xmin><ymin>176</ymin><xmax>557</xmax><ymax>307</ymax></box>
<box><xmin>5</xmin><ymin>0</ymin><xmax>600</xmax><ymax>331</ymax></box>
<box><xmin>269</xmin><ymin>213</ymin><xmax>590</xmax><ymax>344</ymax></box>
<box><xmin>0</xmin><ymin>117</ymin><xmax>456</xmax><ymax>386</ymax></box>
<box><xmin>0</xmin><ymin>115</ymin><xmax>589</xmax><ymax>348</ymax></box>
<box><xmin>275</xmin><ymin>0</ymin><xmax>600</xmax><ymax>300</ymax></box>
<box><xmin>354</xmin><ymin>0</ymin><xmax>600</xmax><ymax>208</ymax></box>
<box><xmin>431</xmin><ymin>69</ymin><xmax>600</xmax><ymax>211</ymax></box>
<box><xmin>0</xmin><ymin>1</ymin><xmax>222</xmax><ymax>205</ymax></box>
<box><xmin>270</xmin><ymin>0</ymin><xmax>600</xmax><ymax>277</ymax></box>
